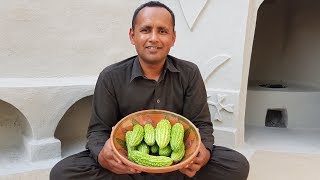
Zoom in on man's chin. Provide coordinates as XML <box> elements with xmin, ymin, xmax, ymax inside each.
<box><xmin>139</xmin><ymin>56</ymin><xmax>167</xmax><ymax>65</ymax></box>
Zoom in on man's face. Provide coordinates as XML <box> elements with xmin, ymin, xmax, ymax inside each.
<box><xmin>129</xmin><ymin>7</ymin><xmax>176</xmax><ymax>65</ymax></box>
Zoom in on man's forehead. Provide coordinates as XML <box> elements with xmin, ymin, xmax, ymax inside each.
<box><xmin>138</xmin><ymin>6</ymin><xmax>171</xmax><ymax>15</ymax></box>
<box><xmin>135</xmin><ymin>7</ymin><xmax>173</xmax><ymax>26</ymax></box>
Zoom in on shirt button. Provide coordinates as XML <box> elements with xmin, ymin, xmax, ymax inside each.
<box><xmin>156</xmin><ymin>99</ymin><xmax>160</xmax><ymax>103</ymax></box>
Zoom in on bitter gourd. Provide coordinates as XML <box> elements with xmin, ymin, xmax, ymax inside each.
<box><xmin>126</xmin><ymin>131</ymin><xmax>135</xmax><ymax>160</ymax></box>
<box><xmin>137</xmin><ymin>141</ymin><xmax>149</xmax><ymax>154</ymax></box>
<box><xmin>128</xmin><ymin>124</ymin><xmax>144</xmax><ymax>147</ymax></box>
<box><xmin>155</xmin><ymin>119</ymin><xmax>171</xmax><ymax>149</ymax></box>
<box><xmin>158</xmin><ymin>145</ymin><xmax>172</xmax><ymax>157</ymax></box>
<box><xmin>170</xmin><ymin>123</ymin><xmax>184</xmax><ymax>151</ymax></box>
<box><xmin>144</xmin><ymin>124</ymin><xmax>155</xmax><ymax>146</ymax></box>
<box><xmin>130</xmin><ymin>150</ymin><xmax>173</xmax><ymax>167</ymax></box>
<box><xmin>171</xmin><ymin>143</ymin><xmax>185</xmax><ymax>163</ymax></box>
<box><xmin>150</xmin><ymin>144</ymin><xmax>159</xmax><ymax>154</ymax></box>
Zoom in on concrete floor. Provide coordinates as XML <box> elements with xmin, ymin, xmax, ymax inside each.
<box><xmin>245</xmin><ymin>125</ymin><xmax>320</xmax><ymax>155</ymax></box>
<box><xmin>248</xmin><ymin>150</ymin><xmax>320</xmax><ymax>180</ymax></box>
<box><xmin>1</xmin><ymin>126</ymin><xmax>320</xmax><ymax>179</ymax></box>
<box><xmin>2</xmin><ymin>150</ymin><xmax>320</xmax><ymax>180</ymax></box>
<box><xmin>0</xmin><ymin>169</ymin><xmax>50</xmax><ymax>180</ymax></box>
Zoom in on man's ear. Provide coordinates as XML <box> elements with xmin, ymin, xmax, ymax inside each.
<box><xmin>172</xmin><ymin>30</ymin><xmax>176</xmax><ymax>47</ymax></box>
<box><xmin>129</xmin><ymin>28</ymin><xmax>135</xmax><ymax>45</ymax></box>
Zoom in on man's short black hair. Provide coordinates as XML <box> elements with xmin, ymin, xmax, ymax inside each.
<box><xmin>132</xmin><ymin>1</ymin><xmax>175</xmax><ymax>30</ymax></box>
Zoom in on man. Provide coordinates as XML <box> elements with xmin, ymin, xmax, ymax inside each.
<box><xmin>50</xmin><ymin>1</ymin><xmax>249</xmax><ymax>180</ymax></box>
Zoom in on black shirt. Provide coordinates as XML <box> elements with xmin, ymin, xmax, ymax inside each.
<box><xmin>86</xmin><ymin>55</ymin><xmax>214</xmax><ymax>162</ymax></box>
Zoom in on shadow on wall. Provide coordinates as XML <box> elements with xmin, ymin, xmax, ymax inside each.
<box><xmin>54</xmin><ymin>95</ymin><xmax>93</xmax><ymax>158</ymax></box>
<box><xmin>0</xmin><ymin>100</ymin><xmax>32</xmax><ymax>162</ymax></box>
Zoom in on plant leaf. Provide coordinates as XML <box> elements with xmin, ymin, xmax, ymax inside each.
<box><xmin>184</xmin><ymin>128</ymin><xmax>191</xmax><ymax>142</ymax></box>
<box><xmin>116</xmin><ymin>138</ymin><xmax>127</xmax><ymax>150</ymax></box>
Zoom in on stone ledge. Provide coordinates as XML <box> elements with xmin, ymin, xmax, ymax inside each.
<box><xmin>24</xmin><ymin>137</ymin><xmax>61</xmax><ymax>162</ymax></box>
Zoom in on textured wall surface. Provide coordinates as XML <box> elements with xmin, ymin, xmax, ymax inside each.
<box><xmin>0</xmin><ymin>0</ymin><xmax>140</xmax><ymax>77</ymax></box>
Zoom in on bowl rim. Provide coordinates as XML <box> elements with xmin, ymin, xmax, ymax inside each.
<box><xmin>110</xmin><ymin>109</ymin><xmax>201</xmax><ymax>173</ymax></box>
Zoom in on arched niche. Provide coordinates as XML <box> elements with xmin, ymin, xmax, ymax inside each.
<box><xmin>244</xmin><ymin>0</ymin><xmax>320</xmax><ymax>152</ymax></box>
<box><xmin>54</xmin><ymin>95</ymin><xmax>93</xmax><ymax>158</ymax></box>
<box><xmin>0</xmin><ymin>99</ymin><xmax>32</xmax><ymax>163</ymax></box>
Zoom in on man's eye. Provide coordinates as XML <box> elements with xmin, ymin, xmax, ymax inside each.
<box><xmin>141</xmin><ymin>29</ymin><xmax>149</xmax><ymax>32</ymax></box>
<box><xmin>160</xmin><ymin>30</ymin><xmax>168</xmax><ymax>34</ymax></box>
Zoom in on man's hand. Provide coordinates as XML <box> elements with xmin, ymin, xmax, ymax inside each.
<box><xmin>98</xmin><ymin>138</ymin><xmax>141</xmax><ymax>174</ymax></box>
<box><xmin>179</xmin><ymin>142</ymin><xmax>211</xmax><ymax>177</ymax></box>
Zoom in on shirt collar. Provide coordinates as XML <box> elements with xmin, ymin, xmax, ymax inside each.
<box><xmin>130</xmin><ymin>56</ymin><xmax>180</xmax><ymax>83</ymax></box>
<box><xmin>130</xmin><ymin>57</ymin><xmax>144</xmax><ymax>82</ymax></box>
<box><xmin>165</xmin><ymin>56</ymin><xmax>180</xmax><ymax>73</ymax></box>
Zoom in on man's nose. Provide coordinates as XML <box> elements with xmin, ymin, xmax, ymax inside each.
<box><xmin>149</xmin><ymin>31</ymin><xmax>159</xmax><ymax>42</ymax></box>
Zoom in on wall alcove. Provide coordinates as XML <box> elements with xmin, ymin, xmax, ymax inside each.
<box><xmin>245</xmin><ymin>0</ymin><xmax>320</xmax><ymax>153</ymax></box>
<box><xmin>54</xmin><ymin>96</ymin><xmax>92</xmax><ymax>158</ymax></box>
<box><xmin>0</xmin><ymin>100</ymin><xmax>32</xmax><ymax>165</ymax></box>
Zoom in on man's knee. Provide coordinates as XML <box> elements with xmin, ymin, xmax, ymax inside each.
<box><xmin>235</xmin><ymin>151</ymin><xmax>250</xmax><ymax>179</ymax></box>
<box><xmin>218</xmin><ymin>148</ymin><xmax>249</xmax><ymax>179</ymax></box>
<box><xmin>50</xmin><ymin>161</ymin><xmax>64</xmax><ymax>180</ymax></box>
<box><xmin>49</xmin><ymin>150</ymin><xmax>92</xmax><ymax>180</ymax></box>
<box><xmin>198</xmin><ymin>146</ymin><xmax>250</xmax><ymax>180</ymax></box>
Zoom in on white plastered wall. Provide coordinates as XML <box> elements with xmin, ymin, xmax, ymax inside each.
<box><xmin>0</xmin><ymin>0</ymin><xmax>140</xmax><ymax>77</ymax></box>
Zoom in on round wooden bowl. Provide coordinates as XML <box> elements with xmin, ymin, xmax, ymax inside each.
<box><xmin>110</xmin><ymin>109</ymin><xmax>201</xmax><ymax>173</ymax></box>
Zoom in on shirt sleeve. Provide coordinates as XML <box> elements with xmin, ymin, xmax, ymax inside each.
<box><xmin>182</xmin><ymin>65</ymin><xmax>214</xmax><ymax>153</ymax></box>
<box><xmin>85</xmin><ymin>71</ymin><xmax>119</xmax><ymax>162</ymax></box>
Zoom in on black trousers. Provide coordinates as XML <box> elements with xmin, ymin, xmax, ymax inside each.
<box><xmin>50</xmin><ymin>145</ymin><xmax>249</xmax><ymax>180</ymax></box>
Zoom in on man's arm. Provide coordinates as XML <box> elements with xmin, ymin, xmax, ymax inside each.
<box><xmin>86</xmin><ymin>71</ymin><xmax>119</xmax><ymax>162</ymax></box>
<box><xmin>179</xmin><ymin>64</ymin><xmax>214</xmax><ymax>177</ymax></box>
<box><xmin>182</xmin><ymin>65</ymin><xmax>214</xmax><ymax>152</ymax></box>
<box><xmin>86</xmin><ymin>71</ymin><xmax>140</xmax><ymax>174</ymax></box>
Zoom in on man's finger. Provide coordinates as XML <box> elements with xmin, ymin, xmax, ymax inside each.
<box><xmin>186</xmin><ymin>163</ymin><xmax>201</xmax><ymax>172</ymax></box>
<box><xmin>109</xmin><ymin>161</ymin><xmax>134</xmax><ymax>174</ymax></box>
<box><xmin>191</xmin><ymin>155</ymin><xmax>202</xmax><ymax>164</ymax></box>
<box><xmin>112</xmin><ymin>152</ymin><xmax>122</xmax><ymax>164</ymax></box>
<box><xmin>180</xmin><ymin>168</ymin><xmax>196</xmax><ymax>178</ymax></box>
<box><xmin>110</xmin><ymin>160</ymin><xmax>140</xmax><ymax>174</ymax></box>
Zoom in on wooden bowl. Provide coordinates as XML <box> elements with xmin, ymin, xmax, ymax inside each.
<box><xmin>110</xmin><ymin>109</ymin><xmax>201</xmax><ymax>173</ymax></box>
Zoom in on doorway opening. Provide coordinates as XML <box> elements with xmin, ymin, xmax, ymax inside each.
<box><xmin>245</xmin><ymin>0</ymin><xmax>320</xmax><ymax>153</ymax></box>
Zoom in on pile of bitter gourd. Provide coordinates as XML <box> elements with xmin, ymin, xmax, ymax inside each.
<box><xmin>126</xmin><ymin>119</ymin><xmax>185</xmax><ymax>167</ymax></box>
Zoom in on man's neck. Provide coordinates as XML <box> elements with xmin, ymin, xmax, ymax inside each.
<box><xmin>139</xmin><ymin>59</ymin><xmax>165</xmax><ymax>82</ymax></box>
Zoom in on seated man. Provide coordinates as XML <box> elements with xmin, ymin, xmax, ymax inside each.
<box><xmin>50</xmin><ymin>1</ymin><xmax>249</xmax><ymax>179</ymax></box>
